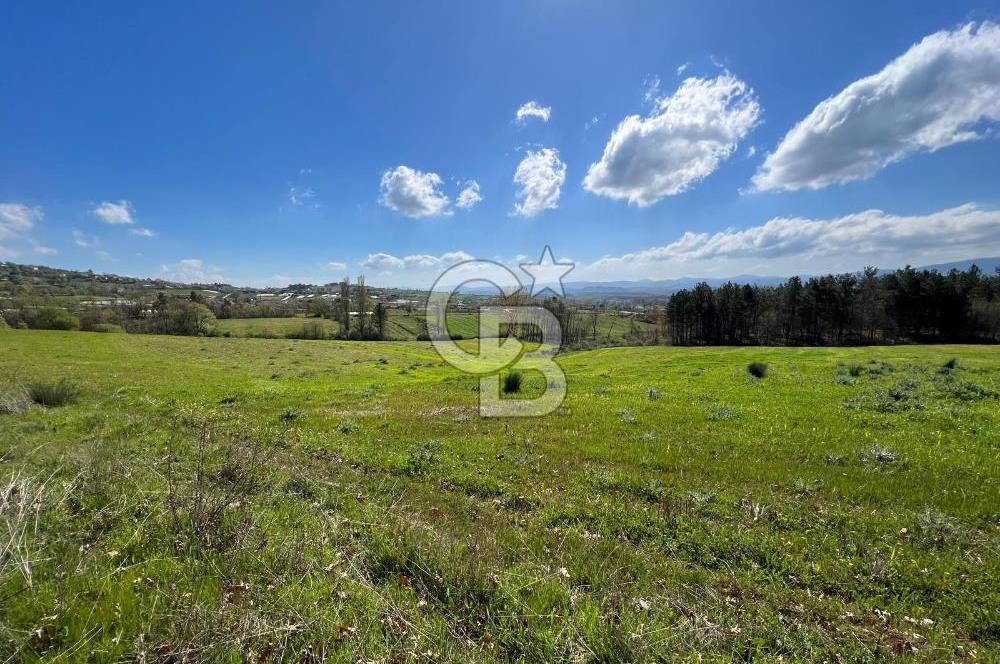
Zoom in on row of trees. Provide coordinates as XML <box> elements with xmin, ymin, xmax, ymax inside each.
<box><xmin>665</xmin><ymin>266</ymin><xmax>1000</xmax><ymax>345</ymax></box>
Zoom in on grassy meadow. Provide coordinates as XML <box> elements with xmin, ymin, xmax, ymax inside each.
<box><xmin>213</xmin><ymin>310</ymin><xmax>653</xmax><ymax>343</ymax></box>
<box><xmin>1</xmin><ymin>329</ymin><xmax>998</xmax><ymax>661</ymax></box>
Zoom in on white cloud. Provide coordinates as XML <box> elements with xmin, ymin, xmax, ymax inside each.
<box><xmin>92</xmin><ymin>200</ymin><xmax>135</xmax><ymax>225</ymax></box>
<box><xmin>361</xmin><ymin>250</ymin><xmax>474</xmax><ymax>271</ymax></box>
<box><xmin>160</xmin><ymin>258</ymin><xmax>225</xmax><ymax>283</ymax></box>
<box><xmin>754</xmin><ymin>22</ymin><xmax>1000</xmax><ymax>191</ymax></box>
<box><xmin>379</xmin><ymin>166</ymin><xmax>451</xmax><ymax>218</ymax></box>
<box><xmin>512</xmin><ymin>148</ymin><xmax>566</xmax><ymax>217</ymax></box>
<box><xmin>676</xmin><ymin>62</ymin><xmax>690</xmax><ymax>76</ymax></box>
<box><xmin>288</xmin><ymin>186</ymin><xmax>317</xmax><ymax>207</ymax></box>
<box><xmin>33</xmin><ymin>246</ymin><xmax>58</xmax><ymax>255</ymax></box>
<box><xmin>455</xmin><ymin>180</ymin><xmax>483</xmax><ymax>209</ymax></box>
<box><xmin>584</xmin><ymin>73</ymin><xmax>760</xmax><ymax>206</ymax></box>
<box><xmin>643</xmin><ymin>75</ymin><xmax>661</xmax><ymax>104</ymax></box>
<box><xmin>129</xmin><ymin>227</ymin><xmax>156</xmax><ymax>238</ymax></box>
<box><xmin>580</xmin><ymin>203</ymin><xmax>1000</xmax><ymax>279</ymax></box>
<box><xmin>0</xmin><ymin>203</ymin><xmax>41</xmax><ymax>240</ymax></box>
<box><xmin>515</xmin><ymin>101</ymin><xmax>551</xmax><ymax>124</ymax></box>
<box><xmin>73</xmin><ymin>230</ymin><xmax>100</xmax><ymax>248</ymax></box>
<box><xmin>323</xmin><ymin>261</ymin><xmax>348</xmax><ymax>271</ymax></box>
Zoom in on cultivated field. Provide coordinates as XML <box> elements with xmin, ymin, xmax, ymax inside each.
<box><xmin>1</xmin><ymin>330</ymin><xmax>998</xmax><ymax>661</ymax></box>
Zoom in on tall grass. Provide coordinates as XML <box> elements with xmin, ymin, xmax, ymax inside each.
<box><xmin>27</xmin><ymin>379</ymin><xmax>80</xmax><ymax>407</ymax></box>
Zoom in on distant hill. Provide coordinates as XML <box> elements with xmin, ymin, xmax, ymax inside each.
<box><xmin>3</xmin><ymin>257</ymin><xmax>998</xmax><ymax>300</ymax></box>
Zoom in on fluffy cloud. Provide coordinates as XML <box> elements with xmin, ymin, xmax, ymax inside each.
<box><xmin>160</xmin><ymin>258</ymin><xmax>225</xmax><ymax>283</ymax></box>
<box><xmin>513</xmin><ymin>148</ymin><xmax>566</xmax><ymax>217</ymax></box>
<box><xmin>362</xmin><ymin>250</ymin><xmax>474</xmax><ymax>271</ymax></box>
<box><xmin>456</xmin><ymin>180</ymin><xmax>483</xmax><ymax>209</ymax></box>
<box><xmin>379</xmin><ymin>166</ymin><xmax>451</xmax><ymax>218</ymax></box>
<box><xmin>0</xmin><ymin>203</ymin><xmax>41</xmax><ymax>240</ymax></box>
<box><xmin>754</xmin><ymin>22</ymin><xmax>1000</xmax><ymax>191</ymax></box>
<box><xmin>584</xmin><ymin>73</ymin><xmax>760</xmax><ymax>206</ymax></box>
<box><xmin>92</xmin><ymin>200</ymin><xmax>135</xmax><ymax>225</ymax></box>
<box><xmin>583</xmin><ymin>204</ymin><xmax>1000</xmax><ymax>279</ymax></box>
<box><xmin>515</xmin><ymin>101</ymin><xmax>551</xmax><ymax>124</ymax></box>
<box><xmin>323</xmin><ymin>261</ymin><xmax>348</xmax><ymax>271</ymax></box>
<box><xmin>129</xmin><ymin>227</ymin><xmax>156</xmax><ymax>238</ymax></box>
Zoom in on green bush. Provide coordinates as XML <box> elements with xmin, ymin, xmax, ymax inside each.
<box><xmin>27</xmin><ymin>379</ymin><xmax>80</xmax><ymax>407</ymax></box>
<box><xmin>90</xmin><ymin>323</ymin><xmax>124</xmax><ymax>333</ymax></box>
<box><xmin>149</xmin><ymin>300</ymin><xmax>216</xmax><ymax>336</ymax></box>
<box><xmin>747</xmin><ymin>362</ymin><xmax>769</xmax><ymax>378</ymax></box>
<box><xmin>29</xmin><ymin>307</ymin><xmax>80</xmax><ymax>331</ymax></box>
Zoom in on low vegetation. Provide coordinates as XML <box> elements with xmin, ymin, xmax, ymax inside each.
<box><xmin>0</xmin><ymin>329</ymin><xmax>997</xmax><ymax>661</ymax></box>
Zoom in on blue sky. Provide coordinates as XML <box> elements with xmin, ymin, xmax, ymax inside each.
<box><xmin>2</xmin><ymin>1</ymin><xmax>1000</xmax><ymax>287</ymax></box>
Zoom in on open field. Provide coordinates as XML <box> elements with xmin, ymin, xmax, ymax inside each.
<box><xmin>214</xmin><ymin>311</ymin><xmax>654</xmax><ymax>343</ymax></box>
<box><xmin>1</xmin><ymin>330</ymin><xmax>998</xmax><ymax>661</ymax></box>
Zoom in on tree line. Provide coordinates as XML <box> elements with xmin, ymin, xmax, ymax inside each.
<box><xmin>665</xmin><ymin>265</ymin><xmax>1000</xmax><ymax>345</ymax></box>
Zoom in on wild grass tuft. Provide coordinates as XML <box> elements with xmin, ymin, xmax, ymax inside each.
<box><xmin>0</xmin><ymin>385</ymin><xmax>32</xmax><ymax>415</ymax></box>
<box><xmin>645</xmin><ymin>386</ymin><xmax>662</xmax><ymax>401</ymax></box>
<box><xmin>943</xmin><ymin>357</ymin><xmax>959</xmax><ymax>371</ymax></box>
<box><xmin>865</xmin><ymin>444</ymin><xmax>898</xmax><ymax>464</ymax></box>
<box><xmin>747</xmin><ymin>362</ymin><xmax>769</xmax><ymax>378</ymax></box>
<box><xmin>336</xmin><ymin>420</ymin><xmax>359</xmax><ymax>434</ymax></box>
<box><xmin>916</xmin><ymin>507</ymin><xmax>961</xmax><ymax>548</ymax></box>
<box><xmin>503</xmin><ymin>371</ymin><xmax>523</xmax><ymax>394</ymax></box>
<box><xmin>27</xmin><ymin>379</ymin><xmax>80</xmax><ymax>407</ymax></box>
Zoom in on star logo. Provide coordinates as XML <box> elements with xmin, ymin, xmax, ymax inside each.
<box><xmin>519</xmin><ymin>246</ymin><xmax>575</xmax><ymax>297</ymax></box>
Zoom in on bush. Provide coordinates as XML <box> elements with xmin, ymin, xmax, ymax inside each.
<box><xmin>943</xmin><ymin>357</ymin><xmax>959</xmax><ymax>371</ymax></box>
<box><xmin>503</xmin><ymin>371</ymin><xmax>523</xmax><ymax>394</ymax></box>
<box><xmin>90</xmin><ymin>323</ymin><xmax>124</xmax><ymax>333</ymax></box>
<box><xmin>29</xmin><ymin>307</ymin><xmax>80</xmax><ymax>331</ymax></box>
<box><xmin>149</xmin><ymin>300</ymin><xmax>216</xmax><ymax>336</ymax></box>
<box><xmin>404</xmin><ymin>440</ymin><xmax>442</xmax><ymax>476</ymax></box>
<box><xmin>645</xmin><ymin>387</ymin><xmax>662</xmax><ymax>401</ymax></box>
<box><xmin>747</xmin><ymin>362</ymin><xmax>768</xmax><ymax>378</ymax></box>
<box><xmin>0</xmin><ymin>316</ymin><xmax>8</xmax><ymax>330</ymax></box>
<box><xmin>286</xmin><ymin>320</ymin><xmax>328</xmax><ymax>340</ymax></box>
<box><xmin>27</xmin><ymin>379</ymin><xmax>80</xmax><ymax>407</ymax></box>
<box><xmin>847</xmin><ymin>363</ymin><xmax>863</xmax><ymax>377</ymax></box>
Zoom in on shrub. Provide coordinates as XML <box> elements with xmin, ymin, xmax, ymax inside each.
<box><xmin>942</xmin><ymin>357</ymin><xmax>959</xmax><ymax>371</ymax></box>
<box><xmin>618</xmin><ymin>407</ymin><xmax>638</xmax><ymax>424</ymax></box>
<box><xmin>280</xmin><ymin>407</ymin><xmax>304</xmax><ymax>423</ymax></box>
<box><xmin>503</xmin><ymin>371</ymin><xmax>523</xmax><ymax>394</ymax></box>
<box><xmin>90</xmin><ymin>323</ymin><xmax>124</xmax><ymax>333</ymax></box>
<box><xmin>29</xmin><ymin>307</ymin><xmax>80</xmax><ymax>331</ymax></box>
<box><xmin>747</xmin><ymin>362</ymin><xmax>768</xmax><ymax>378</ymax></box>
<box><xmin>149</xmin><ymin>300</ymin><xmax>216</xmax><ymax>336</ymax></box>
<box><xmin>645</xmin><ymin>387</ymin><xmax>662</xmax><ymax>401</ymax></box>
<box><xmin>286</xmin><ymin>320</ymin><xmax>328</xmax><ymax>340</ymax></box>
<box><xmin>404</xmin><ymin>440</ymin><xmax>442</xmax><ymax>476</ymax></box>
<box><xmin>27</xmin><ymin>379</ymin><xmax>80</xmax><ymax>407</ymax></box>
<box><xmin>337</xmin><ymin>420</ymin><xmax>358</xmax><ymax>434</ymax></box>
<box><xmin>847</xmin><ymin>363</ymin><xmax>863</xmax><ymax>377</ymax></box>
<box><xmin>0</xmin><ymin>316</ymin><xmax>8</xmax><ymax>330</ymax></box>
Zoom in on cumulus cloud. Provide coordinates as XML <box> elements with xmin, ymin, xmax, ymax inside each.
<box><xmin>584</xmin><ymin>73</ymin><xmax>760</xmax><ymax>206</ymax></box>
<box><xmin>513</xmin><ymin>148</ymin><xmax>566</xmax><ymax>217</ymax></box>
<box><xmin>581</xmin><ymin>204</ymin><xmax>1000</xmax><ymax>279</ymax></box>
<box><xmin>92</xmin><ymin>200</ymin><xmax>135</xmax><ymax>225</ymax></box>
<box><xmin>361</xmin><ymin>250</ymin><xmax>474</xmax><ymax>271</ymax></box>
<box><xmin>160</xmin><ymin>258</ymin><xmax>225</xmax><ymax>283</ymax></box>
<box><xmin>515</xmin><ymin>101</ymin><xmax>551</xmax><ymax>124</ymax></box>
<box><xmin>323</xmin><ymin>261</ymin><xmax>348</xmax><ymax>271</ymax></box>
<box><xmin>754</xmin><ymin>22</ymin><xmax>1000</xmax><ymax>191</ymax></box>
<box><xmin>379</xmin><ymin>166</ymin><xmax>451</xmax><ymax>218</ymax></box>
<box><xmin>456</xmin><ymin>180</ymin><xmax>483</xmax><ymax>209</ymax></box>
<box><xmin>0</xmin><ymin>203</ymin><xmax>41</xmax><ymax>241</ymax></box>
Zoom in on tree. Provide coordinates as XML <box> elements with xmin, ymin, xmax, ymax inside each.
<box><xmin>374</xmin><ymin>302</ymin><xmax>388</xmax><ymax>340</ymax></box>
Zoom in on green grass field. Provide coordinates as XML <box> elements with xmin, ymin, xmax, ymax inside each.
<box><xmin>214</xmin><ymin>311</ymin><xmax>653</xmax><ymax>343</ymax></box>
<box><xmin>1</xmin><ymin>329</ymin><xmax>998</xmax><ymax>661</ymax></box>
